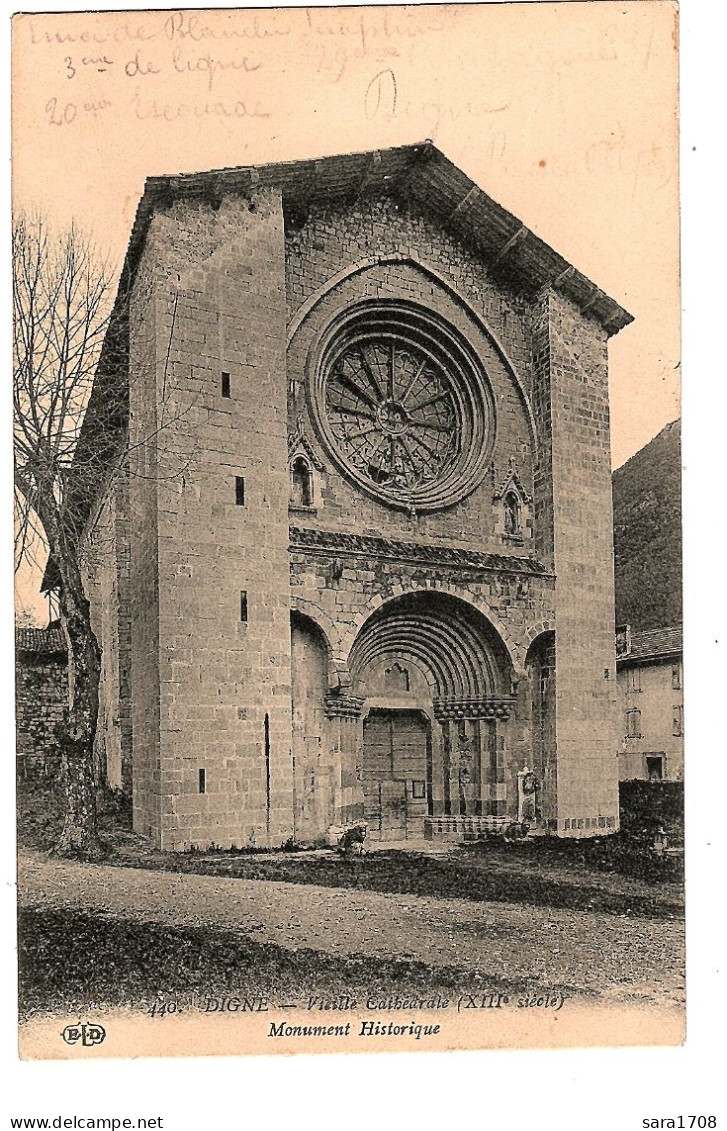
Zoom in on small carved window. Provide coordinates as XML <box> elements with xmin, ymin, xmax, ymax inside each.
<box><xmin>504</xmin><ymin>491</ymin><xmax>521</xmax><ymax>536</ymax></box>
<box><xmin>384</xmin><ymin>662</ymin><xmax>410</xmax><ymax>693</ymax></box>
<box><xmin>291</xmin><ymin>456</ymin><xmax>314</xmax><ymax>508</ymax></box>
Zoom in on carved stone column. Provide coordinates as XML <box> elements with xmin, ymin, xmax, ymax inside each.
<box><xmin>324</xmin><ymin>692</ymin><xmax>365</xmax><ymax>826</ymax></box>
<box><xmin>433</xmin><ymin>698</ymin><xmax>515</xmax><ymax>819</ymax></box>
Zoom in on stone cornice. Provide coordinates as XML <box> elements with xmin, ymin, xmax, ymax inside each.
<box><xmin>433</xmin><ymin>697</ymin><xmax>516</xmax><ymax>721</ymax></box>
<box><xmin>324</xmin><ymin>693</ymin><xmax>366</xmax><ymax>719</ymax></box>
<box><xmin>290</xmin><ymin>525</ymin><xmax>548</xmax><ymax>577</ymax></box>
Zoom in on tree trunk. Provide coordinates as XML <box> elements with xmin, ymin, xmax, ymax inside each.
<box><xmin>52</xmin><ymin>552</ymin><xmax>105</xmax><ymax>861</ymax></box>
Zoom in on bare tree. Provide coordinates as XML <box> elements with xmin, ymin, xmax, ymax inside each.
<box><xmin>13</xmin><ymin>215</ymin><xmax>117</xmax><ymax>859</ymax></box>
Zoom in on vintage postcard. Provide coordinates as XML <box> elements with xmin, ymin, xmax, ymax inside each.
<box><xmin>12</xmin><ymin>1</ymin><xmax>685</xmax><ymax>1066</ymax></box>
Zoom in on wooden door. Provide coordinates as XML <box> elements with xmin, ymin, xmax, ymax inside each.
<box><xmin>362</xmin><ymin>710</ymin><xmax>428</xmax><ymax>839</ymax></box>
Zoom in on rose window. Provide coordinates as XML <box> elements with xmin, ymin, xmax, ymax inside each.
<box><xmin>309</xmin><ymin>301</ymin><xmax>496</xmax><ymax>512</ymax></box>
<box><xmin>325</xmin><ymin>338</ymin><xmax>459</xmax><ymax>494</ymax></box>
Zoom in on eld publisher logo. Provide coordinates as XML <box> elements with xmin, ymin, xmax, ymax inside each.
<box><xmin>61</xmin><ymin>1023</ymin><xmax>106</xmax><ymax>1047</ymax></box>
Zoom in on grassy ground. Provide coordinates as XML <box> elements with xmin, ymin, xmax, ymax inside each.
<box><xmin>17</xmin><ymin>773</ymin><xmax>683</xmax><ymax>921</ymax></box>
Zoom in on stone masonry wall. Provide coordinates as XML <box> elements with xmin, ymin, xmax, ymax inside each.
<box><xmin>128</xmin><ymin>248</ymin><xmax>163</xmax><ymax>840</ymax></box>
<box><xmin>132</xmin><ymin>189</ymin><xmax>294</xmax><ymax>850</ymax></box>
<box><xmin>531</xmin><ymin>289</ymin><xmax>619</xmax><ymax>834</ymax></box>
<box><xmin>286</xmin><ymin>198</ymin><xmax>536</xmax><ymax>554</ymax></box>
<box><xmin>16</xmin><ymin>650</ymin><xmax>67</xmax><ymax>775</ymax></box>
<box><xmin>79</xmin><ymin>467</ymin><xmax>132</xmax><ymax>794</ymax></box>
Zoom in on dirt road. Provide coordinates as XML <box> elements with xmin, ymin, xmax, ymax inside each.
<box><xmin>18</xmin><ymin>849</ymin><xmax>684</xmax><ymax>1008</ymax></box>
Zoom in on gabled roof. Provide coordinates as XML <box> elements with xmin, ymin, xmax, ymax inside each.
<box><xmin>618</xmin><ymin>625</ymin><xmax>682</xmax><ymax>665</ymax></box>
<box><xmin>15</xmin><ymin>626</ymin><xmax>66</xmax><ymax>656</ymax></box>
<box><xmin>127</xmin><ymin>141</ymin><xmax>632</xmax><ymax>335</ymax></box>
<box><xmin>45</xmin><ymin>143</ymin><xmax>633</xmax><ymax>594</ymax></box>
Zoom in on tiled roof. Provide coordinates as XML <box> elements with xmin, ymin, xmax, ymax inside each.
<box><xmin>621</xmin><ymin>626</ymin><xmax>682</xmax><ymax>663</ymax></box>
<box><xmin>130</xmin><ymin>143</ymin><xmax>632</xmax><ymax>334</ymax></box>
<box><xmin>15</xmin><ymin>626</ymin><xmax>66</xmax><ymax>656</ymax></box>
<box><xmin>48</xmin><ymin>142</ymin><xmax>633</xmax><ymax>590</ymax></box>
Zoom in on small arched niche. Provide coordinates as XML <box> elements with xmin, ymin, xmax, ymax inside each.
<box><xmin>290</xmin><ymin>454</ymin><xmax>315</xmax><ymax>509</ymax></box>
<box><xmin>503</xmin><ymin>490</ymin><xmax>522</xmax><ymax>536</ymax></box>
<box><xmin>493</xmin><ymin>466</ymin><xmax>532</xmax><ymax>543</ymax></box>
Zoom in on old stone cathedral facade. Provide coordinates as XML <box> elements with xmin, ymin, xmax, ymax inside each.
<box><xmin>74</xmin><ymin>143</ymin><xmax>632</xmax><ymax>850</ymax></box>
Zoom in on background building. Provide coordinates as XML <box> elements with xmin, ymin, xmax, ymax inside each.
<box><xmin>616</xmin><ymin>626</ymin><xmax>683</xmax><ymax>782</ymax></box>
<box><xmin>613</xmin><ymin>420</ymin><xmax>683</xmax><ymax>782</ymax></box>
<box><xmin>15</xmin><ymin>626</ymin><xmax>67</xmax><ymax>777</ymax></box>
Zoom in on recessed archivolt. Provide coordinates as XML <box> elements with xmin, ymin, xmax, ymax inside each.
<box><xmin>286</xmin><ymin>252</ymin><xmax>537</xmax><ymax>455</ymax></box>
<box><xmin>525</xmin><ymin>621</ymin><xmax>556</xmax><ymax>650</ymax></box>
<box><xmin>348</xmin><ymin>590</ymin><xmax>515</xmax><ymax>700</ymax></box>
<box><xmin>524</xmin><ymin>625</ymin><xmax>556</xmax><ymax>667</ymax></box>
<box><xmin>345</xmin><ymin>582</ymin><xmax>524</xmax><ymax>672</ymax></box>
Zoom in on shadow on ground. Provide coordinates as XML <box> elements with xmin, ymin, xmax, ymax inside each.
<box><xmin>18</xmin><ymin>775</ymin><xmax>684</xmax><ymax>922</ymax></box>
<box><xmin>128</xmin><ymin>848</ymin><xmax>682</xmax><ymax>920</ymax></box>
<box><xmin>17</xmin><ymin>907</ymin><xmax>584</xmax><ymax>1018</ymax></box>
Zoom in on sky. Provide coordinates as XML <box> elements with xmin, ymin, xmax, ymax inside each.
<box><xmin>11</xmin><ymin>1</ymin><xmax>680</xmax><ymax>620</ymax></box>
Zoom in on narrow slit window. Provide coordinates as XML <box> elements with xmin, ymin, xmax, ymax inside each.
<box><xmin>235</xmin><ymin>476</ymin><xmax>245</xmax><ymax>506</ymax></box>
<box><xmin>240</xmin><ymin>591</ymin><xmax>248</xmax><ymax>622</ymax></box>
<box><xmin>221</xmin><ymin>372</ymin><xmax>231</xmax><ymax>398</ymax></box>
<box><xmin>672</xmin><ymin>705</ymin><xmax>683</xmax><ymax>737</ymax></box>
<box><xmin>198</xmin><ymin>768</ymin><xmax>206</xmax><ymax>794</ymax></box>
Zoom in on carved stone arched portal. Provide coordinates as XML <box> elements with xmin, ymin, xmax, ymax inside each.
<box><xmin>345</xmin><ymin>591</ymin><xmax>517</xmax><ymax>838</ymax></box>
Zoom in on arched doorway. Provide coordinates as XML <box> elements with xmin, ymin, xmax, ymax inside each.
<box><xmin>349</xmin><ymin>591</ymin><xmax>516</xmax><ymax>838</ymax></box>
<box><xmin>291</xmin><ymin>611</ymin><xmax>334</xmax><ymax>841</ymax></box>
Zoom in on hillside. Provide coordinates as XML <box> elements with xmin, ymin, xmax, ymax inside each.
<box><xmin>612</xmin><ymin>419</ymin><xmax>682</xmax><ymax>632</ymax></box>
